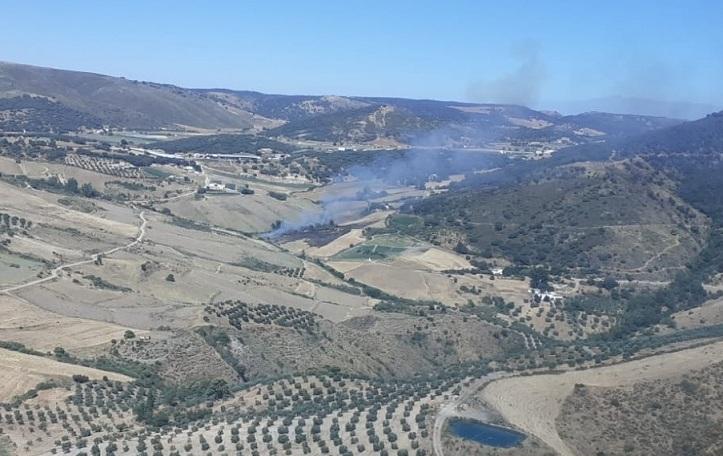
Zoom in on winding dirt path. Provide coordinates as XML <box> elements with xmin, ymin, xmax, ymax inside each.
<box><xmin>0</xmin><ymin>211</ymin><xmax>147</xmax><ymax>294</ymax></box>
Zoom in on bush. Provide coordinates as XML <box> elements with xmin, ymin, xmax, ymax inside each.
<box><xmin>268</xmin><ymin>191</ymin><xmax>288</xmax><ymax>201</ymax></box>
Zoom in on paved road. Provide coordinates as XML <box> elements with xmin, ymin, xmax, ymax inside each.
<box><xmin>0</xmin><ymin>211</ymin><xmax>147</xmax><ymax>294</ymax></box>
<box><xmin>432</xmin><ymin>371</ymin><xmax>514</xmax><ymax>456</ymax></box>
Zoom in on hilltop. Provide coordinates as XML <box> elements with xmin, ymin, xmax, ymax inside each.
<box><xmin>0</xmin><ymin>62</ymin><xmax>258</xmax><ymax>130</ymax></box>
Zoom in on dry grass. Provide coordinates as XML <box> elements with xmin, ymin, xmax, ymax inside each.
<box><xmin>558</xmin><ymin>360</ymin><xmax>723</xmax><ymax>455</ymax></box>
<box><xmin>670</xmin><ymin>296</ymin><xmax>723</xmax><ymax>330</ymax></box>
<box><xmin>480</xmin><ymin>340</ymin><xmax>723</xmax><ymax>456</ymax></box>
<box><xmin>0</xmin><ymin>348</ymin><xmax>130</xmax><ymax>402</ymax></box>
<box><xmin>0</xmin><ymin>294</ymin><xmax>140</xmax><ymax>352</ymax></box>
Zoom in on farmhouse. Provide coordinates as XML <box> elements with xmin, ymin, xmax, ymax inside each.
<box><xmin>205</xmin><ymin>182</ymin><xmax>228</xmax><ymax>192</ymax></box>
<box><xmin>530</xmin><ymin>288</ymin><xmax>563</xmax><ymax>305</ymax></box>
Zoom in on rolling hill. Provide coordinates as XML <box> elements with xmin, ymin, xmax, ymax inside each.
<box><xmin>393</xmin><ymin>159</ymin><xmax>708</xmax><ymax>278</ymax></box>
<box><xmin>384</xmin><ymin>112</ymin><xmax>723</xmax><ymax>279</ymax></box>
<box><xmin>0</xmin><ymin>61</ymin><xmax>256</xmax><ymax>130</ymax></box>
<box><xmin>0</xmin><ymin>61</ymin><xmax>684</xmax><ymax>144</ymax></box>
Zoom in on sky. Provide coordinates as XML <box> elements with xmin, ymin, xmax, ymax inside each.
<box><xmin>3</xmin><ymin>0</ymin><xmax>723</xmax><ymax>115</ymax></box>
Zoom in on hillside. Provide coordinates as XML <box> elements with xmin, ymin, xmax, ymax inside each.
<box><xmin>147</xmin><ymin>133</ymin><xmax>295</xmax><ymax>155</ymax></box>
<box><xmin>201</xmin><ymin>90</ymin><xmax>373</xmax><ymax>122</ymax></box>
<box><xmin>263</xmin><ymin>100</ymin><xmax>679</xmax><ymax>145</ymax></box>
<box><xmin>481</xmin><ymin>340</ymin><xmax>723</xmax><ymax>456</ymax></box>
<box><xmin>264</xmin><ymin>104</ymin><xmax>438</xmax><ymax>143</ymax></box>
<box><xmin>391</xmin><ymin>159</ymin><xmax>707</xmax><ymax>278</ymax></box>
<box><xmin>559</xmin><ymin>111</ymin><xmax>682</xmax><ymax>137</ymax></box>
<box><xmin>0</xmin><ymin>61</ymin><xmax>256</xmax><ymax>129</ymax></box>
<box><xmin>613</xmin><ymin>111</ymin><xmax>723</xmax><ymax>223</ymax></box>
<box><xmin>0</xmin><ymin>95</ymin><xmax>102</xmax><ymax>132</ymax></box>
<box><xmin>621</xmin><ymin>110</ymin><xmax>723</xmax><ymax>156</ymax></box>
<box><xmin>558</xmin><ymin>359</ymin><xmax>723</xmax><ymax>455</ymax></box>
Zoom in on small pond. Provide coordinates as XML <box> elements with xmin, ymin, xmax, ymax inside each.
<box><xmin>448</xmin><ymin>418</ymin><xmax>526</xmax><ymax>448</ymax></box>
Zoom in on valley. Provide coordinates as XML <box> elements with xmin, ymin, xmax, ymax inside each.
<box><xmin>0</xmin><ymin>61</ymin><xmax>722</xmax><ymax>456</ymax></box>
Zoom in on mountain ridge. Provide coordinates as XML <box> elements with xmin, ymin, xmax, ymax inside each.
<box><xmin>0</xmin><ymin>61</ymin><xmax>685</xmax><ymax>143</ymax></box>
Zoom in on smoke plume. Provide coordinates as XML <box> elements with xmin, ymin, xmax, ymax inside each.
<box><xmin>467</xmin><ymin>41</ymin><xmax>547</xmax><ymax>106</ymax></box>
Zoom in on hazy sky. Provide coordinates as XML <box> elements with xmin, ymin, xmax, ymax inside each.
<box><xmin>3</xmin><ymin>0</ymin><xmax>722</xmax><ymax>109</ymax></box>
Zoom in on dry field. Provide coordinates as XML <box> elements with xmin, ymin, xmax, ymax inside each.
<box><xmin>1</xmin><ymin>156</ymin><xmax>195</xmax><ymax>201</ymax></box>
<box><xmin>0</xmin><ymin>187</ymin><xmax>374</xmax><ymax>349</ymax></box>
<box><xmin>669</xmin><ymin>295</ymin><xmax>723</xmax><ymax>330</ymax></box>
<box><xmin>0</xmin><ymin>348</ymin><xmax>130</xmax><ymax>402</ymax></box>
<box><xmin>480</xmin><ymin>340</ymin><xmax>723</xmax><ymax>456</ymax></box>
<box><xmin>299</xmin><ymin>178</ymin><xmax>427</xmax><ymax>204</ymax></box>
<box><xmin>307</xmin><ymin>228</ymin><xmax>367</xmax><ymax>258</ymax></box>
<box><xmin>0</xmin><ymin>294</ymin><xmax>139</xmax><ymax>352</ymax></box>
<box><xmin>328</xmin><ymin>244</ymin><xmax>528</xmax><ymax>308</ymax></box>
<box><xmin>159</xmin><ymin>191</ymin><xmax>320</xmax><ymax>233</ymax></box>
<box><xmin>0</xmin><ymin>180</ymin><xmax>137</xmax><ymax>259</ymax></box>
<box><xmin>11</xmin><ymin>214</ymin><xmax>373</xmax><ymax>329</ymax></box>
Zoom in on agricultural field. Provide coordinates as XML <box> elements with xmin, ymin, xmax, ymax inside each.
<box><xmin>0</xmin><ymin>348</ymin><xmax>130</xmax><ymax>402</ymax></box>
<box><xmin>64</xmin><ymin>154</ymin><xmax>144</xmax><ymax>179</ymax></box>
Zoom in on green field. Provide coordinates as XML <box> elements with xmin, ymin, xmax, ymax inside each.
<box><xmin>333</xmin><ymin>234</ymin><xmax>418</xmax><ymax>261</ymax></box>
<box><xmin>141</xmin><ymin>166</ymin><xmax>174</xmax><ymax>179</ymax></box>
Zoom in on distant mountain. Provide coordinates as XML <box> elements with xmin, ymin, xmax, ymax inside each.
<box><xmin>199</xmin><ymin>89</ymin><xmax>372</xmax><ymax>122</ymax></box>
<box><xmin>558</xmin><ymin>111</ymin><xmax>682</xmax><ymax>138</ymax></box>
<box><xmin>620</xmin><ymin>111</ymin><xmax>723</xmax><ymax>156</ymax></box>
<box><xmin>550</xmin><ymin>96</ymin><xmax>719</xmax><ymax>121</ymax></box>
<box><xmin>0</xmin><ymin>61</ymin><xmax>686</xmax><ymax>143</ymax></box>
<box><xmin>452</xmin><ymin>110</ymin><xmax>723</xmax><ymax>193</ymax></box>
<box><xmin>258</xmin><ymin>101</ymin><xmax>682</xmax><ymax>146</ymax></box>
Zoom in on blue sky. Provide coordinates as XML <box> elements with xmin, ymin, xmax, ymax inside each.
<box><xmin>3</xmin><ymin>0</ymin><xmax>722</xmax><ymax>111</ymax></box>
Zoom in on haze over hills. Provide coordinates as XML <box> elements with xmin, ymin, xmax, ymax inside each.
<box><xmin>550</xmin><ymin>96</ymin><xmax>720</xmax><ymax>121</ymax></box>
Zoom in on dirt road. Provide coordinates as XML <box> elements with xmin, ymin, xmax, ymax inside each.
<box><xmin>0</xmin><ymin>211</ymin><xmax>147</xmax><ymax>294</ymax></box>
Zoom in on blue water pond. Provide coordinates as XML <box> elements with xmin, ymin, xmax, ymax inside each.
<box><xmin>448</xmin><ymin>419</ymin><xmax>526</xmax><ymax>448</ymax></box>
